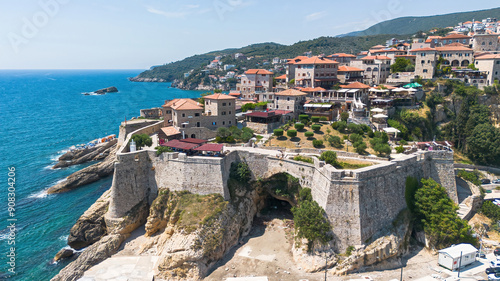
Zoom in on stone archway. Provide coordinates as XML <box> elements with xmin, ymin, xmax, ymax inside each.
<box><xmin>451</xmin><ymin>60</ymin><xmax>460</xmax><ymax>67</ymax></box>
<box><xmin>461</xmin><ymin>60</ymin><xmax>470</xmax><ymax>67</ymax></box>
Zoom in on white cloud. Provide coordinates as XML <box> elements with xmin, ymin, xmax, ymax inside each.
<box><xmin>146</xmin><ymin>6</ymin><xmax>188</xmax><ymax>19</ymax></box>
<box><xmin>186</xmin><ymin>4</ymin><xmax>200</xmax><ymax>9</ymax></box>
<box><xmin>305</xmin><ymin>11</ymin><xmax>327</xmax><ymax>22</ymax></box>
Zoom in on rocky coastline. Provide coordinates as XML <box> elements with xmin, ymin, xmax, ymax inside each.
<box><xmin>129</xmin><ymin>77</ymin><xmax>168</xmax><ymax>82</ymax></box>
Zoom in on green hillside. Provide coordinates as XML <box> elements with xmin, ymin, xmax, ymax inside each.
<box><xmin>135</xmin><ymin>34</ymin><xmax>400</xmax><ymax>81</ymax></box>
<box><xmin>345</xmin><ymin>7</ymin><xmax>500</xmax><ymax>37</ymax></box>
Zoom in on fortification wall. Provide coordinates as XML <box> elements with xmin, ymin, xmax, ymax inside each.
<box><xmin>107</xmin><ymin>144</ymin><xmax>457</xmax><ymax>250</ymax></box>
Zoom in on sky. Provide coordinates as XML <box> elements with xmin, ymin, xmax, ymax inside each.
<box><xmin>0</xmin><ymin>0</ymin><xmax>498</xmax><ymax>69</ymax></box>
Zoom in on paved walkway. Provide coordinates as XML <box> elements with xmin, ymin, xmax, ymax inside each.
<box><xmin>78</xmin><ymin>256</ymin><xmax>159</xmax><ymax>281</ymax></box>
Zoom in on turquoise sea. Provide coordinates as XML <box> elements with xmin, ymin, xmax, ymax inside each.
<box><xmin>0</xmin><ymin>70</ymin><xmax>202</xmax><ymax>280</ymax></box>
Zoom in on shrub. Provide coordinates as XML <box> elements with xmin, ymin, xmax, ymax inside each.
<box><xmin>326</xmin><ymin>135</ymin><xmax>342</xmax><ymax>148</ymax></box>
<box><xmin>331</xmin><ymin>122</ymin><xmax>339</xmax><ymax>130</ymax></box>
<box><xmin>337</xmin><ymin>121</ymin><xmax>347</xmax><ymax>133</ymax></box>
<box><xmin>287</xmin><ymin>130</ymin><xmax>297</xmax><ymax>138</ymax></box>
<box><xmin>400</xmin><ymin>139</ymin><xmax>408</xmax><ymax>145</ymax></box>
<box><xmin>481</xmin><ymin>201</ymin><xmax>500</xmax><ymax>222</ymax></box>
<box><xmin>299</xmin><ymin>114</ymin><xmax>309</xmax><ymax>122</ymax></box>
<box><xmin>304</xmin><ymin>131</ymin><xmax>314</xmax><ymax>138</ymax></box>
<box><xmin>273</xmin><ymin>129</ymin><xmax>284</xmax><ymax>137</ymax></box>
<box><xmin>349</xmin><ymin>133</ymin><xmax>363</xmax><ymax>143</ymax></box>
<box><xmin>353</xmin><ymin>141</ymin><xmax>367</xmax><ymax>154</ymax></box>
<box><xmin>457</xmin><ymin>169</ymin><xmax>482</xmax><ymax>187</ymax></box>
<box><xmin>311</xmin><ymin>124</ymin><xmax>322</xmax><ymax>131</ymax></box>
<box><xmin>294</xmin><ymin>123</ymin><xmax>305</xmax><ymax>130</ymax></box>
<box><xmin>226</xmin><ymin>136</ymin><xmax>235</xmax><ymax>143</ymax></box>
<box><xmin>396</xmin><ymin>145</ymin><xmax>405</xmax><ymax>153</ymax></box>
<box><xmin>340</xmin><ymin>112</ymin><xmax>349</xmax><ymax>122</ymax></box>
<box><xmin>293</xmin><ymin>155</ymin><xmax>314</xmax><ymax>164</ymax></box>
<box><xmin>320</xmin><ymin>117</ymin><xmax>328</xmax><ymax>121</ymax></box>
<box><xmin>230</xmin><ymin>162</ymin><xmax>251</xmax><ymax>182</ymax></box>
<box><xmin>319</xmin><ymin>151</ymin><xmax>337</xmax><ymax>166</ymax></box>
<box><xmin>155</xmin><ymin>146</ymin><xmax>173</xmax><ymax>156</ymax></box>
<box><xmin>312</xmin><ymin>140</ymin><xmax>323</xmax><ymax>148</ymax></box>
<box><xmin>347</xmin><ymin>123</ymin><xmax>362</xmax><ymax>134</ymax></box>
<box><xmin>311</xmin><ymin>116</ymin><xmax>320</xmax><ymax>123</ymax></box>
<box><xmin>368</xmin><ymin>130</ymin><xmax>375</xmax><ymax>138</ymax></box>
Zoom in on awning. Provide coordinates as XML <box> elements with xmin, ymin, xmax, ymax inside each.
<box><xmin>371</xmin><ymin>108</ymin><xmax>385</xmax><ymax>112</ymax></box>
<box><xmin>347</xmin><ymin>89</ymin><xmax>359</xmax><ymax>93</ymax></box>
<box><xmin>321</xmin><ymin>104</ymin><xmax>332</xmax><ymax>108</ymax></box>
<box><xmin>403</xmin><ymin>82</ymin><xmax>423</xmax><ymax>88</ymax></box>
<box><xmin>372</xmin><ymin>114</ymin><xmax>388</xmax><ymax>118</ymax></box>
<box><xmin>161</xmin><ymin>127</ymin><xmax>181</xmax><ymax>137</ymax></box>
<box><xmin>383</xmin><ymin>127</ymin><xmax>401</xmax><ymax>133</ymax></box>
<box><xmin>164</xmin><ymin>140</ymin><xmax>199</xmax><ymax>150</ymax></box>
<box><xmin>336</xmin><ymin>89</ymin><xmax>349</xmax><ymax>93</ymax></box>
<box><xmin>193</xmin><ymin>143</ymin><xmax>224</xmax><ymax>152</ymax></box>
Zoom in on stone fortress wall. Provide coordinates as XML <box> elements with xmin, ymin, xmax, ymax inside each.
<box><xmin>107</xmin><ymin>124</ymin><xmax>457</xmax><ymax>250</ymax></box>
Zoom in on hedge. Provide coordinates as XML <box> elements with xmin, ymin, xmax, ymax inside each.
<box><xmin>294</xmin><ymin>123</ymin><xmax>305</xmax><ymax>130</ymax></box>
<box><xmin>311</xmin><ymin>116</ymin><xmax>320</xmax><ymax>123</ymax></box>
<box><xmin>311</xmin><ymin>124</ymin><xmax>322</xmax><ymax>131</ymax></box>
<box><xmin>273</xmin><ymin>129</ymin><xmax>284</xmax><ymax>137</ymax></box>
<box><xmin>287</xmin><ymin>130</ymin><xmax>297</xmax><ymax>138</ymax></box>
<box><xmin>304</xmin><ymin>131</ymin><xmax>314</xmax><ymax>138</ymax></box>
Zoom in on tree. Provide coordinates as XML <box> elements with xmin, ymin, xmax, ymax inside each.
<box><xmin>304</xmin><ymin>131</ymin><xmax>314</xmax><ymax>139</ymax></box>
<box><xmin>291</xmin><ymin>188</ymin><xmax>332</xmax><ymax>250</ymax></box>
<box><xmin>353</xmin><ymin>141</ymin><xmax>367</xmax><ymax>154</ymax></box>
<box><xmin>217</xmin><ymin>127</ymin><xmax>231</xmax><ymax>139</ymax></box>
<box><xmin>312</xmin><ymin>140</ymin><xmax>323</xmax><ymax>148</ymax></box>
<box><xmin>325</xmin><ymin>135</ymin><xmax>342</xmax><ymax>148</ymax></box>
<box><xmin>131</xmin><ymin>134</ymin><xmax>152</xmax><ymax>149</ymax></box>
<box><xmin>311</xmin><ymin>116</ymin><xmax>320</xmax><ymax>123</ymax></box>
<box><xmin>414</xmin><ymin>178</ymin><xmax>477</xmax><ymax>249</ymax></box>
<box><xmin>466</xmin><ymin>123</ymin><xmax>500</xmax><ymax>165</ymax></box>
<box><xmin>287</xmin><ymin>130</ymin><xmax>297</xmax><ymax>138</ymax></box>
<box><xmin>311</xmin><ymin>124</ymin><xmax>322</xmax><ymax>131</ymax></box>
<box><xmin>294</xmin><ymin>123</ymin><xmax>305</xmax><ymax>130</ymax></box>
<box><xmin>336</xmin><ymin>121</ymin><xmax>347</xmax><ymax>133</ymax></box>
<box><xmin>405</xmin><ymin>176</ymin><xmax>419</xmax><ymax>214</ymax></box>
<box><xmin>391</xmin><ymin>57</ymin><xmax>414</xmax><ymax>73</ymax></box>
<box><xmin>340</xmin><ymin>112</ymin><xmax>349</xmax><ymax>122</ymax></box>
<box><xmin>319</xmin><ymin>151</ymin><xmax>337</xmax><ymax>166</ymax></box>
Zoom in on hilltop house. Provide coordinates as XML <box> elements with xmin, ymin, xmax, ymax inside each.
<box><xmin>160</xmin><ymin>94</ymin><xmax>236</xmax><ymax>140</ymax></box>
<box><xmin>337</xmin><ymin>66</ymin><xmax>365</xmax><ymax>83</ymax></box>
<box><xmin>435</xmin><ymin>45</ymin><xmax>473</xmax><ymax>67</ymax></box>
<box><xmin>350</xmin><ymin>55</ymin><xmax>392</xmax><ymax>85</ymax></box>
<box><xmin>438</xmin><ymin>34</ymin><xmax>472</xmax><ymax>46</ymax></box>
<box><xmin>236</xmin><ymin>69</ymin><xmax>274</xmax><ymax>99</ymax></box>
<box><xmin>474</xmin><ymin>53</ymin><xmax>500</xmax><ymax>85</ymax></box>
<box><xmin>293</xmin><ymin>56</ymin><xmax>339</xmax><ymax>89</ymax></box>
<box><xmin>410</xmin><ymin>47</ymin><xmax>438</xmax><ymax>79</ymax></box>
<box><xmin>472</xmin><ymin>33</ymin><xmax>500</xmax><ymax>52</ymax></box>
<box><xmin>268</xmin><ymin>89</ymin><xmax>307</xmax><ymax>119</ymax></box>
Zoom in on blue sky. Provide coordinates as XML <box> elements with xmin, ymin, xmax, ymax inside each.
<box><xmin>0</xmin><ymin>0</ymin><xmax>498</xmax><ymax>69</ymax></box>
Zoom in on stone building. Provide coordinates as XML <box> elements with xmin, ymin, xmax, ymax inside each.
<box><xmin>160</xmin><ymin>94</ymin><xmax>236</xmax><ymax>140</ymax></box>
<box><xmin>435</xmin><ymin>45</ymin><xmax>474</xmax><ymax>67</ymax></box>
<box><xmin>285</xmin><ymin>56</ymin><xmax>309</xmax><ymax>84</ymax></box>
<box><xmin>293</xmin><ymin>56</ymin><xmax>339</xmax><ymax>89</ymax></box>
<box><xmin>337</xmin><ymin>66</ymin><xmax>365</xmax><ymax>83</ymax></box>
<box><xmin>268</xmin><ymin>89</ymin><xmax>307</xmax><ymax>119</ymax></box>
<box><xmin>369</xmin><ymin>48</ymin><xmax>407</xmax><ymax>64</ymax></box>
<box><xmin>140</xmin><ymin>107</ymin><xmax>163</xmax><ymax>119</ymax></box>
<box><xmin>326</xmin><ymin>53</ymin><xmax>357</xmax><ymax>66</ymax></box>
<box><xmin>472</xmin><ymin>33</ymin><xmax>500</xmax><ymax>52</ymax></box>
<box><xmin>236</xmin><ymin>69</ymin><xmax>274</xmax><ymax>99</ymax></box>
<box><xmin>350</xmin><ymin>55</ymin><xmax>392</xmax><ymax>85</ymax></box>
<box><xmin>474</xmin><ymin>53</ymin><xmax>500</xmax><ymax>85</ymax></box>
<box><xmin>438</xmin><ymin>34</ymin><xmax>472</xmax><ymax>46</ymax></box>
<box><xmin>410</xmin><ymin>47</ymin><xmax>438</xmax><ymax>79</ymax></box>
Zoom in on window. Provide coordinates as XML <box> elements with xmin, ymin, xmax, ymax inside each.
<box><xmin>223</xmin><ymin>121</ymin><xmax>225</xmax><ymax>125</ymax></box>
<box><xmin>287</xmin><ymin>106</ymin><xmax>290</xmax><ymax>109</ymax></box>
<box><xmin>229</xmin><ymin>111</ymin><xmax>232</xmax><ymax>114</ymax></box>
<box><xmin>421</xmin><ymin>60</ymin><xmax>425</xmax><ymax>64</ymax></box>
<box><xmin>196</xmin><ymin>122</ymin><xmax>200</xmax><ymax>127</ymax></box>
<box><xmin>287</xmin><ymin>97</ymin><xmax>290</xmax><ymax>101</ymax></box>
<box><xmin>497</xmin><ymin>61</ymin><xmax>500</xmax><ymax>64</ymax></box>
<box><xmin>229</xmin><ymin>103</ymin><xmax>231</xmax><ymax>106</ymax></box>
<box><xmin>191</xmin><ymin>134</ymin><xmax>196</xmax><ymax>138</ymax></box>
<box><xmin>182</xmin><ymin>113</ymin><xmax>185</xmax><ymax>117</ymax></box>
<box><xmin>166</xmin><ymin>110</ymin><xmax>172</xmax><ymax>114</ymax></box>
<box><xmin>222</xmin><ymin>111</ymin><xmax>226</xmax><ymax>115</ymax></box>
<box><xmin>423</xmin><ymin>69</ymin><xmax>428</xmax><ymax>73</ymax></box>
<box><xmin>195</xmin><ymin>113</ymin><xmax>200</xmax><ymax>117</ymax></box>
<box><xmin>482</xmin><ymin>42</ymin><xmax>486</xmax><ymax>45</ymax></box>
<box><xmin>212</xmin><ymin>122</ymin><xmax>216</xmax><ymax>125</ymax></box>
<box><xmin>229</xmin><ymin>121</ymin><xmax>232</xmax><ymax>124</ymax></box>
<box><xmin>222</xmin><ymin>103</ymin><xmax>226</xmax><ymax>106</ymax></box>
<box><xmin>276</xmin><ymin>97</ymin><xmax>279</xmax><ymax>100</ymax></box>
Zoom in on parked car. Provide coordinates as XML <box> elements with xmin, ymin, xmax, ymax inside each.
<box><xmin>487</xmin><ymin>267</ymin><xmax>500</xmax><ymax>274</ymax></box>
<box><xmin>482</xmin><ymin>179</ymin><xmax>492</xmax><ymax>184</ymax></box>
<box><xmin>493</xmin><ymin>179</ymin><xmax>500</xmax><ymax>184</ymax></box>
<box><xmin>491</xmin><ymin>260</ymin><xmax>500</xmax><ymax>268</ymax></box>
<box><xmin>489</xmin><ymin>272</ymin><xmax>500</xmax><ymax>281</ymax></box>
<box><xmin>477</xmin><ymin>251</ymin><xmax>487</xmax><ymax>258</ymax></box>
<box><xmin>495</xmin><ymin>247</ymin><xmax>500</xmax><ymax>256</ymax></box>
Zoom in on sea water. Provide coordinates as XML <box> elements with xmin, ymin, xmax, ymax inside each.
<box><xmin>0</xmin><ymin>70</ymin><xmax>202</xmax><ymax>280</ymax></box>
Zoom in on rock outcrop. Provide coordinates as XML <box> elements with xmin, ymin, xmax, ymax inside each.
<box><xmin>53</xmin><ymin>139</ymin><xmax>117</xmax><ymax>169</ymax></box>
<box><xmin>94</xmin><ymin>87</ymin><xmax>118</xmax><ymax>95</ymax></box>
<box><xmin>68</xmin><ymin>190</ymin><xmax>111</xmax><ymax>249</ymax></box>
<box><xmin>331</xmin><ymin>209</ymin><xmax>412</xmax><ymax>275</ymax></box>
<box><xmin>53</xmin><ymin>248</ymin><xmax>75</xmax><ymax>262</ymax></box>
<box><xmin>47</xmin><ymin>145</ymin><xmax>117</xmax><ymax>194</ymax></box>
<box><xmin>129</xmin><ymin>77</ymin><xmax>167</xmax><ymax>82</ymax></box>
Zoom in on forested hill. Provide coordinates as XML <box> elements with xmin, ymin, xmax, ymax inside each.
<box><xmin>134</xmin><ymin>34</ymin><xmax>400</xmax><ymax>81</ymax></box>
<box><xmin>341</xmin><ymin>7</ymin><xmax>500</xmax><ymax>37</ymax></box>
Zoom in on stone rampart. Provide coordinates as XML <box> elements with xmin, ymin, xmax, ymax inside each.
<box><xmin>107</xmin><ymin>137</ymin><xmax>456</xmax><ymax>250</ymax></box>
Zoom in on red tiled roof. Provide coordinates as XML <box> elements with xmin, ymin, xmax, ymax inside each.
<box><xmin>395</xmin><ymin>55</ymin><xmax>416</xmax><ymax>57</ymax></box>
<box><xmin>340</xmin><ymin>81</ymin><xmax>371</xmax><ymax>89</ymax></box>
<box><xmin>163</xmin><ymin>139</ymin><xmax>199</xmax><ymax>150</ymax></box>
<box><xmin>164</xmin><ymin>99</ymin><xmax>203</xmax><ymax>110</ymax></box>
<box><xmin>329</xmin><ymin>53</ymin><xmax>357</xmax><ymax>58</ymax></box>
<box><xmin>441</xmin><ymin>34</ymin><xmax>471</xmax><ymax>40</ymax></box>
<box><xmin>161</xmin><ymin>127</ymin><xmax>181</xmax><ymax>137</ymax></box>
<box><xmin>193</xmin><ymin>143</ymin><xmax>224</xmax><ymax>152</ymax></box>
<box><xmin>361</xmin><ymin>55</ymin><xmax>392</xmax><ymax>60</ymax></box>
<box><xmin>244</xmin><ymin>69</ymin><xmax>273</xmax><ymax>75</ymax></box>
<box><xmin>475</xmin><ymin>54</ymin><xmax>500</xmax><ymax>60</ymax></box>
<box><xmin>275</xmin><ymin>74</ymin><xmax>286</xmax><ymax>80</ymax></box>
<box><xmin>286</xmin><ymin>56</ymin><xmax>310</xmax><ymax>65</ymax></box>
<box><xmin>295</xmin><ymin>56</ymin><xmax>339</xmax><ymax>65</ymax></box>
<box><xmin>371</xmin><ymin>48</ymin><xmax>400</xmax><ymax>53</ymax></box>
<box><xmin>204</xmin><ymin>93</ymin><xmax>237</xmax><ymax>100</ymax></box>
<box><xmin>301</xmin><ymin>87</ymin><xmax>326</xmax><ymax>92</ymax></box>
<box><xmin>229</xmin><ymin>92</ymin><xmax>241</xmax><ymax>96</ymax></box>
<box><xmin>370</xmin><ymin>45</ymin><xmax>386</xmax><ymax>49</ymax></box>
<box><xmin>410</xmin><ymin>47</ymin><xmax>437</xmax><ymax>52</ymax></box>
<box><xmin>435</xmin><ymin>46</ymin><xmax>473</xmax><ymax>52</ymax></box>
<box><xmin>338</xmin><ymin>66</ymin><xmax>364</xmax><ymax>72</ymax></box>
<box><xmin>271</xmin><ymin>110</ymin><xmax>293</xmax><ymax>115</ymax></box>
<box><xmin>275</xmin><ymin>89</ymin><xmax>307</xmax><ymax>96</ymax></box>
<box><xmin>181</xmin><ymin>138</ymin><xmax>208</xmax><ymax>144</ymax></box>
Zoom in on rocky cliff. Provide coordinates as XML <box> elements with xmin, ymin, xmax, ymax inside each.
<box><xmin>47</xmin><ymin>144</ymin><xmax>117</xmax><ymax>194</ymax></box>
<box><xmin>53</xmin><ymin>139</ymin><xmax>117</xmax><ymax>169</ymax></box>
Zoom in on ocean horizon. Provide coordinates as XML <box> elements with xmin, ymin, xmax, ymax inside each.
<box><xmin>0</xmin><ymin>69</ymin><xmax>203</xmax><ymax>280</ymax></box>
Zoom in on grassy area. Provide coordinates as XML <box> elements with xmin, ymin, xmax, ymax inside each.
<box><xmin>265</xmin><ymin>122</ymin><xmax>378</xmax><ymax>155</ymax></box>
<box><xmin>453</xmin><ymin>151</ymin><xmax>474</xmax><ymax>165</ymax></box>
<box><xmin>337</xmin><ymin>161</ymin><xmax>372</xmax><ymax>169</ymax></box>
<box><xmin>177</xmin><ymin>192</ymin><xmax>228</xmax><ymax>233</ymax></box>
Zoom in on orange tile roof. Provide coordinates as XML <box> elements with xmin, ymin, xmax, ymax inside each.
<box><xmin>441</xmin><ymin>34</ymin><xmax>471</xmax><ymax>40</ymax></box>
<box><xmin>464</xmin><ymin>21</ymin><xmax>473</xmax><ymax>24</ymax></box>
<box><xmin>275</xmin><ymin>89</ymin><xmax>307</xmax><ymax>96</ymax></box>
<box><xmin>371</xmin><ymin>48</ymin><xmax>400</xmax><ymax>53</ymax></box>
<box><xmin>361</xmin><ymin>55</ymin><xmax>392</xmax><ymax>60</ymax></box>
<box><xmin>329</xmin><ymin>53</ymin><xmax>357</xmax><ymax>58</ymax></box>
<box><xmin>373</xmin><ymin>84</ymin><xmax>397</xmax><ymax>90</ymax></box>
<box><xmin>287</xmin><ymin>56</ymin><xmax>310</xmax><ymax>64</ymax></box>
<box><xmin>338</xmin><ymin>66</ymin><xmax>364</xmax><ymax>72</ymax></box>
<box><xmin>163</xmin><ymin>98</ymin><xmax>200</xmax><ymax>109</ymax></box>
<box><xmin>425</xmin><ymin>39</ymin><xmax>432</xmax><ymax>43</ymax></box>
<box><xmin>301</xmin><ymin>87</ymin><xmax>326</xmax><ymax>92</ymax></box>
<box><xmin>410</xmin><ymin>47</ymin><xmax>437</xmax><ymax>52</ymax></box>
<box><xmin>204</xmin><ymin>93</ymin><xmax>237</xmax><ymax>100</ymax></box>
<box><xmin>435</xmin><ymin>46</ymin><xmax>473</xmax><ymax>52</ymax></box>
<box><xmin>244</xmin><ymin>69</ymin><xmax>273</xmax><ymax>75</ymax></box>
<box><xmin>295</xmin><ymin>56</ymin><xmax>339</xmax><ymax>65</ymax></box>
<box><xmin>275</xmin><ymin>74</ymin><xmax>287</xmax><ymax>80</ymax></box>
<box><xmin>370</xmin><ymin>45</ymin><xmax>386</xmax><ymax>49</ymax></box>
<box><xmin>161</xmin><ymin>127</ymin><xmax>181</xmax><ymax>137</ymax></box>
<box><xmin>395</xmin><ymin>55</ymin><xmax>416</xmax><ymax>57</ymax></box>
<box><xmin>340</xmin><ymin>81</ymin><xmax>371</xmax><ymax>89</ymax></box>
<box><xmin>475</xmin><ymin>54</ymin><xmax>500</xmax><ymax>60</ymax></box>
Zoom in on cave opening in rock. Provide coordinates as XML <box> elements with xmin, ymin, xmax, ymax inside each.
<box><xmin>258</xmin><ymin>193</ymin><xmax>294</xmax><ymax>221</ymax></box>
